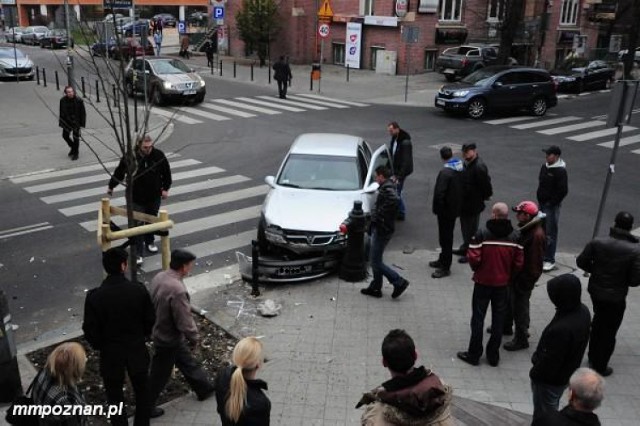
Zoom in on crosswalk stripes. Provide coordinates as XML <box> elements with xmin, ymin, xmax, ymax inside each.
<box><xmin>201</xmin><ymin>102</ymin><xmax>257</xmax><ymax>118</ymax></box>
<box><xmin>568</xmin><ymin>125</ymin><xmax>637</xmax><ymax>141</ymax></box>
<box><xmin>209</xmin><ymin>99</ymin><xmax>281</xmax><ymax>115</ymax></box>
<box><xmin>9</xmin><ymin>158</ymin><xmax>268</xmax><ymax>276</ymax></box>
<box><xmin>537</xmin><ymin>121</ymin><xmax>603</xmax><ymax>135</ymax></box>
<box><xmin>511</xmin><ymin>116</ymin><xmax>581</xmax><ymax>130</ymax></box>
<box><xmin>599</xmin><ymin>134</ymin><xmax>640</xmax><ymax>148</ymax></box>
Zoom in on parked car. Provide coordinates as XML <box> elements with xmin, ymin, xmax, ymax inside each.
<box><xmin>104</xmin><ymin>13</ymin><xmax>124</xmax><ymax>22</ymax></box>
<box><xmin>618</xmin><ymin>47</ymin><xmax>640</xmax><ymax>62</ymax></box>
<box><xmin>435</xmin><ymin>45</ymin><xmax>503</xmax><ymax>82</ymax></box>
<box><xmin>40</xmin><ymin>29</ymin><xmax>73</xmax><ymax>49</ymax></box>
<box><xmin>188</xmin><ymin>11</ymin><xmax>208</xmax><ymax>26</ymax></box>
<box><xmin>153</xmin><ymin>13</ymin><xmax>177</xmax><ymax>27</ymax></box>
<box><xmin>435</xmin><ymin>66</ymin><xmax>557</xmax><ymax>119</ymax></box>
<box><xmin>551</xmin><ymin>59</ymin><xmax>615</xmax><ymax>93</ymax></box>
<box><xmin>90</xmin><ymin>39</ymin><xmax>118</xmax><ymax>57</ymax></box>
<box><xmin>21</xmin><ymin>26</ymin><xmax>49</xmax><ymax>45</ymax></box>
<box><xmin>5</xmin><ymin>27</ymin><xmax>26</xmax><ymax>43</ymax></box>
<box><xmin>114</xmin><ymin>16</ymin><xmax>134</xmax><ymax>33</ymax></box>
<box><xmin>125</xmin><ymin>57</ymin><xmax>206</xmax><ymax>105</ymax></box>
<box><xmin>110</xmin><ymin>37</ymin><xmax>154</xmax><ymax>61</ymax></box>
<box><xmin>121</xmin><ymin>19</ymin><xmax>151</xmax><ymax>37</ymax></box>
<box><xmin>0</xmin><ymin>47</ymin><xmax>35</xmax><ymax>80</ymax></box>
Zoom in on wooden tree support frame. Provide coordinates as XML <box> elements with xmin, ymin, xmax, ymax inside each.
<box><xmin>97</xmin><ymin>198</ymin><xmax>174</xmax><ymax>270</ymax></box>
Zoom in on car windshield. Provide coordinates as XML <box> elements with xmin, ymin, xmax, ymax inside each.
<box><xmin>151</xmin><ymin>59</ymin><xmax>191</xmax><ymax>74</ymax></box>
<box><xmin>277</xmin><ymin>154</ymin><xmax>360</xmax><ymax>191</ymax></box>
<box><xmin>0</xmin><ymin>49</ymin><xmax>26</xmax><ymax>59</ymax></box>
<box><xmin>461</xmin><ymin>68</ymin><xmax>499</xmax><ymax>85</ymax></box>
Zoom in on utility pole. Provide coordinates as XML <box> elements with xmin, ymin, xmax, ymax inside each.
<box><xmin>64</xmin><ymin>0</ymin><xmax>74</xmax><ymax>89</ymax></box>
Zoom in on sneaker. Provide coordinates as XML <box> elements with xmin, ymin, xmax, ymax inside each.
<box><xmin>71</xmin><ymin>154</ymin><xmax>78</xmax><ymax>161</ymax></box>
<box><xmin>456</xmin><ymin>351</ymin><xmax>479</xmax><ymax>366</ymax></box>
<box><xmin>136</xmin><ymin>256</ymin><xmax>144</xmax><ymax>265</ymax></box>
<box><xmin>150</xmin><ymin>407</ymin><xmax>164</xmax><ymax>418</ymax></box>
<box><xmin>486</xmin><ymin>326</ymin><xmax>514</xmax><ymax>336</ymax></box>
<box><xmin>452</xmin><ymin>247</ymin><xmax>466</xmax><ymax>256</ymax></box>
<box><xmin>543</xmin><ymin>261</ymin><xmax>556</xmax><ymax>272</ymax></box>
<box><xmin>503</xmin><ymin>339</ymin><xmax>530</xmax><ymax>351</ymax></box>
<box><xmin>391</xmin><ymin>279</ymin><xmax>410</xmax><ymax>299</ymax></box>
<box><xmin>458</xmin><ymin>256</ymin><xmax>469</xmax><ymax>264</ymax></box>
<box><xmin>431</xmin><ymin>269</ymin><xmax>450</xmax><ymax>279</ymax></box>
<box><xmin>147</xmin><ymin>243</ymin><xmax>159</xmax><ymax>253</ymax></box>
<box><xmin>428</xmin><ymin>260</ymin><xmax>443</xmax><ymax>269</ymax></box>
<box><xmin>487</xmin><ymin>356</ymin><xmax>500</xmax><ymax>367</ymax></box>
<box><xmin>360</xmin><ymin>287</ymin><xmax>382</xmax><ymax>298</ymax></box>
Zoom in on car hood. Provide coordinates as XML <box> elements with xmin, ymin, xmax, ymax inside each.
<box><xmin>157</xmin><ymin>73</ymin><xmax>200</xmax><ymax>83</ymax></box>
<box><xmin>442</xmin><ymin>81</ymin><xmax>476</xmax><ymax>91</ymax></box>
<box><xmin>263</xmin><ymin>188</ymin><xmax>364</xmax><ymax>232</ymax></box>
<box><xmin>0</xmin><ymin>57</ymin><xmax>32</xmax><ymax>68</ymax></box>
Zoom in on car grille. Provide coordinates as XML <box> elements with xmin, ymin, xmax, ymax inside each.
<box><xmin>175</xmin><ymin>82</ymin><xmax>196</xmax><ymax>90</ymax></box>
<box><xmin>438</xmin><ymin>89</ymin><xmax>455</xmax><ymax>99</ymax></box>
<box><xmin>283</xmin><ymin>230</ymin><xmax>338</xmax><ymax>246</ymax></box>
<box><xmin>5</xmin><ymin>67</ymin><xmax>32</xmax><ymax>75</ymax></box>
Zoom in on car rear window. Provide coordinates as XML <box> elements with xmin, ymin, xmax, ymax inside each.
<box><xmin>278</xmin><ymin>154</ymin><xmax>360</xmax><ymax>191</ymax></box>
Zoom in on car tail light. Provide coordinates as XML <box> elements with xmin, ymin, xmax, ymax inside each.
<box><xmin>552</xmin><ymin>79</ymin><xmax>558</xmax><ymax>93</ymax></box>
<box><xmin>461</xmin><ymin>58</ymin><xmax>469</xmax><ymax>68</ymax></box>
<box><xmin>339</xmin><ymin>223</ymin><xmax>348</xmax><ymax>235</ymax></box>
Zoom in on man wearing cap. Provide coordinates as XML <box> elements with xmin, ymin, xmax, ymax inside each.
<box><xmin>537</xmin><ymin>146</ymin><xmax>568</xmax><ymax>272</ymax></box>
<box><xmin>148</xmin><ymin>249</ymin><xmax>215</xmax><ymax>418</ymax></box>
<box><xmin>454</xmin><ymin>143</ymin><xmax>493</xmax><ymax>263</ymax></box>
<box><xmin>577</xmin><ymin>212</ymin><xmax>640</xmax><ymax>377</ymax></box>
<box><xmin>387</xmin><ymin>122</ymin><xmax>414</xmax><ymax>221</ymax></box>
<box><xmin>503</xmin><ymin>201</ymin><xmax>546</xmax><ymax>351</ymax></box>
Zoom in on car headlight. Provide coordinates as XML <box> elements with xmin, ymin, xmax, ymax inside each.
<box><xmin>163</xmin><ymin>81</ymin><xmax>172</xmax><ymax>90</ymax></box>
<box><xmin>265</xmin><ymin>226</ymin><xmax>286</xmax><ymax>244</ymax></box>
<box><xmin>198</xmin><ymin>77</ymin><xmax>205</xmax><ymax>87</ymax></box>
<box><xmin>453</xmin><ymin>90</ymin><xmax>469</xmax><ymax>97</ymax></box>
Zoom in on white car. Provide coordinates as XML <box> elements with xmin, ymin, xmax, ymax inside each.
<box><xmin>0</xmin><ymin>47</ymin><xmax>35</xmax><ymax>80</ymax></box>
<box><xmin>258</xmin><ymin>133</ymin><xmax>393</xmax><ymax>257</ymax></box>
<box><xmin>5</xmin><ymin>27</ymin><xmax>25</xmax><ymax>43</ymax></box>
<box><xmin>21</xmin><ymin>26</ymin><xmax>49</xmax><ymax>45</ymax></box>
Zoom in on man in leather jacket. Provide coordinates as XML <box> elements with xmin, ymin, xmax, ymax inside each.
<box><xmin>387</xmin><ymin>122</ymin><xmax>413</xmax><ymax>221</ymax></box>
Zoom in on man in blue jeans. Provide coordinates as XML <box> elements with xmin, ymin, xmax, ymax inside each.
<box><xmin>361</xmin><ymin>166</ymin><xmax>410</xmax><ymax>299</ymax></box>
<box><xmin>537</xmin><ymin>146</ymin><xmax>568</xmax><ymax>272</ymax></box>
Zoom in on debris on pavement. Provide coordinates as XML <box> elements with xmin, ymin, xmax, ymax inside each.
<box><xmin>257</xmin><ymin>299</ymin><xmax>281</xmax><ymax>317</ymax></box>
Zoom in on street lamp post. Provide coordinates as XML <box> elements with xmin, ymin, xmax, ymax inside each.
<box><xmin>64</xmin><ymin>0</ymin><xmax>74</xmax><ymax>89</ymax></box>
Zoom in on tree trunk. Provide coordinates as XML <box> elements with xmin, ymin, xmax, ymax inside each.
<box><xmin>498</xmin><ymin>0</ymin><xmax>525</xmax><ymax>65</ymax></box>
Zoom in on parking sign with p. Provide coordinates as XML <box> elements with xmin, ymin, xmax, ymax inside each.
<box><xmin>213</xmin><ymin>6</ymin><xmax>224</xmax><ymax>19</ymax></box>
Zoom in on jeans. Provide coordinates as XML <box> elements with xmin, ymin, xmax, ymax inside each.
<box><xmin>132</xmin><ymin>199</ymin><xmax>161</xmax><ymax>257</ymax></box>
<box><xmin>459</xmin><ymin>213</ymin><xmax>480</xmax><ymax>252</ymax></box>
<box><xmin>437</xmin><ymin>214</ymin><xmax>456</xmax><ymax>270</ymax></box>
<box><xmin>468</xmin><ymin>284</ymin><xmax>508</xmax><ymax>361</ymax></box>
<box><xmin>531</xmin><ymin>380</ymin><xmax>566</xmax><ymax>421</ymax></box>
<box><xmin>369</xmin><ymin>229</ymin><xmax>401</xmax><ymax>291</ymax></box>
<box><xmin>396</xmin><ymin>178</ymin><xmax>406</xmax><ymax>217</ymax></box>
<box><xmin>540</xmin><ymin>203</ymin><xmax>560</xmax><ymax>263</ymax></box>
<box><xmin>62</xmin><ymin>128</ymin><xmax>80</xmax><ymax>156</ymax></box>
<box><xmin>588</xmin><ymin>298</ymin><xmax>626</xmax><ymax>372</ymax></box>
<box><xmin>155</xmin><ymin>44</ymin><xmax>161</xmax><ymax>56</ymax></box>
<box><xmin>504</xmin><ymin>282</ymin><xmax>532</xmax><ymax>341</ymax></box>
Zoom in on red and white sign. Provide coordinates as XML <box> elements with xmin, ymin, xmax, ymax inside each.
<box><xmin>318</xmin><ymin>23</ymin><xmax>330</xmax><ymax>38</ymax></box>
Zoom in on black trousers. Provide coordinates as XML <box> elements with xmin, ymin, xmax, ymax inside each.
<box><xmin>504</xmin><ymin>283</ymin><xmax>532</xmax><ymax>341</ymax></box>
<box><xmin>468</xmin><ymin>284</ymin><xmax>508</xmax><ymax>361</ymax></box>
<box><xmin>276</xmin><ymin>79</ymin><xmax>288</xmax><ymax>98</ymax></box>
<box><xmin>62</xmin><ymin>127</ymin><xmax>80</xmax><ymax>156</ymax></box>
<box><xmin>588</xmin><ymin>298</ymin><xmax>626</xmax><ymax>371</ymax></box>
<box><xmin>459</xmin><ymin>213</ymin><xmax>480</xmax><ymax>251</ymax></box>
<box><xmin>437</xmin><ymin>214</ymin><xmax>456</xmax><ymax>270</ymax></box>
<box><xmin>148</xmin><ymin>341</ymin><xmax>214</xmax><ymax>406</ymax></box>
<box><xmin>132</xmin><ymin>199</ymin><xmax>161</xmax><ymax>257</ymax></box>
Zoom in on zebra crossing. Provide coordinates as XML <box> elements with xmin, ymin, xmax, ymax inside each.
<box><xmin>9</xmin><ymin>154</ymin><xmax>268</xmax><ymax>274</ymax></box>
<box><xmin>150</xmin><ymin>94</ymin><xmax>369</xmax><ymax>125</ymax></box>
<box><xmin>483</xmin><ymin>115</ymin><xmax>640</xmax><ymax>153</ymax></box>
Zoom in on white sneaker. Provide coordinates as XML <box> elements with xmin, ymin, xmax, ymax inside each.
<box><xmin>136</xmin><ymin>256</ymin><xmax>144</xmax><ymax>265</ymax></box>
<box><xmin>543</xmin><ymin>261</ymin><xmax>556</xmax><ymax>272</ymax></box>
<box><xmin>147</xmin><ymin>243</ymin><xmax>159</xmax><ymax>253</ymax></box>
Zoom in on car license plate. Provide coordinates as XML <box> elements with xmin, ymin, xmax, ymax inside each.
<box><xmin>444</xmin><ymin>69</ymin><xmax>454</xmax><ymax>74</ymax></box>
<box><xmin>183</xmin><ymin>90</ymin><xmax>196</xmax><ymax>95</ymax></box>
<box><xmin>436</xmin><ymin>99</ymin><xmax>445</xmax><ymax>106</ymax></box>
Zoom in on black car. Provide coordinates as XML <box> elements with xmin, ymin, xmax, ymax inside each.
<box><xmin>551</xmin><ymin>59</ymin><xmax>615</xmax><ymax>93</ymax></box>
<box><xmin>434</xmin><ymin>66</ymin><xmax>558</xmax><ymax>119</ymax></box>
<box><xmin>40</xmin><ymin>30</ymin><xmax>73</xmax><ymax>49</ymax></box>
<box><xmin>153</xmin><ymin>13</ymin><xmax>177</xmax><ymax>27</ymax></box>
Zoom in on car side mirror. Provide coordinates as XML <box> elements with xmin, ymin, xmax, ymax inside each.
<box><xmin>265</xmin><ymin>176</ymin><xmax>276</xmax><ymax>188</ymax></box>
<box><xmin>492</xmin><ymin>81</ymin><xmax>503</xmax><ymax>88</ymax></box>
<box><xmin>144</xmin><ymin>70</ymin><xmax>150</xmax><ymax>74</ymax></box>
<box><xmin>363</xmin><ymin>182</ymin><xmax>379</xmax><ymax>193</ymax></box>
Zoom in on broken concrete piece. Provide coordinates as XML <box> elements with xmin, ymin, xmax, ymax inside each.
<box><xmin>257</xmin><ymin>299</ymin><xmax>281</xmax><ymax>317</ymax></box>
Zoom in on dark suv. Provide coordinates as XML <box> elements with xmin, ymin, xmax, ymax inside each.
<box><xmin>435</xmin><ymin>66</ymin><xmax>558</xmax><ymax>119</ymax></box>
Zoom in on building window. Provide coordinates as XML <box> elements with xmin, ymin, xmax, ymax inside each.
<box><xmin>487</xmin><ymin>0</ymin><xmax>502</xmax><ymax>22</ymax></box>
<box><xmin>362</xmin><ymin>0</ymin><xmax>375</xmax><ymax>16</ymax></box>
<box><xmin>424</xmin><ymin>49</ymin><xmax>437</xmax><ymax>70</ymax></box>
<box><xmin>439</xmin><ymin>0</ymin><xmax>463</xmax><ymax>21</ymax></box>
<box><xmin>560</xmin><ymin>0</ymin><xmax>580</xmax><ymax>26</ymax></box>
<box><xmin>370</xmin><ymin>46</ymin><xmax>385</xmax><ymax>70</ymax></box>
<box><xmin>333</xmin><ymin>43</ymin><xmax>345</xmax><ymax>65</ymax></box>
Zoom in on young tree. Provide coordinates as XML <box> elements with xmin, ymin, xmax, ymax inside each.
<box><xmin>496</xmin><ymin>0</ymin><xmax>526</xmax><ymax>65</ymax></box>
<box><xmin>235</xmin><ymin>0</ymin><xmax>281</xmax><ymax>66</ymax></box>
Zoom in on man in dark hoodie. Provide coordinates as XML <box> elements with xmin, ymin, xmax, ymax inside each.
<box><xmin>387</xmin><ymin>122</ymin><xmax>414</xmax><ymax>221</ymax></box>
<box><xmin>429</xmin><ymin>146</ymin><xmax>463</xmax><ymax>279</ymax></box>
<box><xmin>356</xmin><ymin>329</ymin><xmax>454</xmax><ymax>426</ymax></box>
<box><xmin>58</xmin><ymin>85</ymin><xmax>86</xmax><ymax>160</ymax></box>
<box><xmin>361</xmin><ymin>166</ymin><xmax>410</xmax><ymax>299</ymax></box>
<box><xmin>457</xmin><ymin>202</ymin><xmax>523</xmax><ymax>367</ymax></box>
<box><xmin>577</xmin><ymin>211</ymin><xmax>640</xmax><ymax>377</ymax></box>
<box><xmin>530</xmin><ymin>274</ymin><xmax>591</xmax><ymax>421</ymax></box>
<box><xmin>503</xmin><ymin>200</ymin><xmax>546</xmax><ymax>351</ymax></box>
<box><xmin>537</xmin><ymin>145</ymin><xmax>568</xmax><ymax>272</ymax></box>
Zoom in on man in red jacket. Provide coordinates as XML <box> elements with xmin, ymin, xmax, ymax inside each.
<box><xmin>457</xmin><ymin>202</ymin><xmax>524</xmax><ymax>367</ymax></box>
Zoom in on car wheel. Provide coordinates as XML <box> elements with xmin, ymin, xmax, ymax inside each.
<box><xmin>467</xmin><ymin>98</ymin><xmax>487</xmax><ymax>119</ymax></box>
<box><xmin>194</xmin><ymin>93</ymin><xmax>205</xmax><ymax>104</ymax></box>
<box><xmin>445</xmin><ymin>74</ymin><xmax>456</xmax><ymax>82</ymax></box>
<box><xmin>531</xmin><ymin>97</ymin><xmax>548</xmax><ymax>117</ymax></box>
<box><xmin>151</xmin><ymin>86</ymin><xmax>164</xmax><ymax>106</ymax></box>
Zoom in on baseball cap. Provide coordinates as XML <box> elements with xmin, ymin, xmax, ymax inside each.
<box><xmin>542</xmin><ymin>145</ymin><xmax>561</xmax><ymax>156</ymax></box>
<box><xmin>513</xmin><ymin>201</ymin><xmax>539</xmax><ymax>216</ymax></box>
<box><xmin>462</xmin><ymin>143</ymin><xmax>477</xmax><ymax>152</ymax></box>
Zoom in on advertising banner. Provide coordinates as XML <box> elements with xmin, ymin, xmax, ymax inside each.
<box><xmin>345</xmin><ymin>22</ymin><xmax>362</xmax><ymax>69</ymax></box>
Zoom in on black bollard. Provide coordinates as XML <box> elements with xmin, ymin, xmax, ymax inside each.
<box><xmin>339</xmin><ymin>201</ymin><xmax>367</xmax><ymax>281</ymax></box>
<box><xmin>347</xmin><ymin>64</ymin><xmax>350</xmax><ymax>82</ymax></box>
<box><xmin>36</xmin><ymin>66</ymin><xmax>40</xmax><ymax>85</ymax></box>
<box><xmin>310</xmin><ymin>71</ymin><xmax>313</xmax><ymax>91</ymax></box>
<box><xmin>112</xmin><ymin>84</ymin><xmax>117</xmax><ymax>107</ymax></box>
<box><xmin>250</xmin><ymin>63</ymin><xmax>254</xmax><ymax>81</ymax></box>
<box><xmin>251</xmin><ymin>240</ymin><xmax>260</xmax><ymax>297</ymax></box>
<box><xmin>96</xmin><ymin>80</ymin><xmax>100</xmax><ymax>103</ymax></box>
<box><xmin>42</xmin><ymin>68</ymin><xmax>47</xmax><ymax>87</ymax></box>
<box><xmin>0</xmin><ymin>290</ymin><xmax>22</xmax><ymax>402</ymax></box>
<box><xmin>219</xmin><ymin>60</ymin><xmax>222</xmax><ymax>77</ymax></box>
<box><xmin>81</xmin><ymin>77</ymin><xmax>86</xmax><ymax>97</ymax></box>
<box><xmin>233</xmin><ymin>61</ymin><xmax>236</xmax><ymax>78</ymax></box>
<box><xmin>210</xmin><ymin>59</ymin><xmax>213</xmax><ymax>75</ymax></box>
<box><xmin>55</xmin><ymin>70</ymin><xmax>60</xmax><ymax>90</ymax></box>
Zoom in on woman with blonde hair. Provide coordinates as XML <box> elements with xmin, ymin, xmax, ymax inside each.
<box><xmin>215</xmin><ymin>337</ymin><xmax>270</xmax><ymax>425</ymax></box>
<box><xmin>31</xmin><ymin>342</ymin><xmax>87</xmax><ymax>425</ymax></box>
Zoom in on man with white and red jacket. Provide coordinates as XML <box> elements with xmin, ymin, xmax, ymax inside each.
<box><xmin>457</xmin><ymin>202</ymin><xmax>524</xmax><ymax>367</ymax></box>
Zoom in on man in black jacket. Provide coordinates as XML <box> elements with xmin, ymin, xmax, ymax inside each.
<box><xmin>577</xmin><ymin>211</ymin><xmax>640</xmax><ymax>377</ymax></box>
<box><xmin>107</xmin><ymin>135</ymin><xmax>172</xmax><ymax>264</ymax></box>
<box><xmin>273</xmin><ymin>56</ymin><xmax>292</xmax><ymax>99</ymax></box>
<box><xmin>58</xmin><ymin>85</ymin><xmax>86</xmax><ymax>161</ymax></box>
<box><xmin>387</xmin><ymin>122</ymin><xmax>414</xmax><ymax>221</ymax></box>
<box><xmin>83</xmin><ymin>247</ymin><xmax>156</xmax><ymax>426</ymax></box>
<box><xmin>454</xmin><ymin>143</ymin><xmax>492</xmax><ymax>263</ymax></box>
<box><xmin>429</xmin><ymin>146</ymin><xmax>463</xmax><ymax>279</ymax></box>
<box><xmin>530</xmin><ymin>274</ymin><xmax>591</xmax><ymax>421</ymax></box>
<box><xmin>361</xmin><ymin>166</ymin><xmax>409</xmax><ymax>299</ymax></box>
<box><xmin>537</xmin><ymin>146</ymin><xmax>568</xmax><ymax>272</ymax></box>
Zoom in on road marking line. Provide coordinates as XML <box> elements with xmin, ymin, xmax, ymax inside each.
<box><xmin>483</xmin><ymin>116</ymin><xmax>538</xmax><ymax>125</ymax></box>
<box><xmin>282</xmin><ymin>95</ymin><xmax>350</xmax><ymax>108</ymax></box>
<box><xmin>568</xmin><ymin>125</ymin><xmax>637</xmax><ymax>141</ymax></box>
<box><xmin>173</xmin><ymin>106</ymin><xmax>231</xmax><ymax>121</ymax></box>
<box><xmin>256</xmin><ymin>96</ymin><xmax>328</xmax><ymax>110</ymax></box>
<box><xmin>598</xmin><ymin>134</ymin><xmax>640</xmax><ymax>148</ymax></box>
<box><xmin>235</xmin><ymin>97</ymin><xmax>306</xmax><ymax>112</ymax></box>
<box><xmin>557</xmin><ymin>94</ymin><xmax>571</xmax><ymax>99</ymax></box>
<box><xmin>201</xmin><ymin>103</ymin><xmax>257</xmax><ymax>118</ymax></box>
<box><xmin>295</xmin><ymin>93</ymin><xmax>370</xmax><ymax>107</ymax></box>
<box><xmin>536</xmin><ymin>121</ymin><xmax>604</xmax><ymax>135</ymax></box>
<box><xmin>150</xmin><ymin>107</ymin><xmax>203</xmax><ymax>124</ymax></box>
<box><xmin>0</xmin><ymin>222</ymin><xmax>53</xmax><ymax>240</ymax></box>
<box><xmin>511</xmin><ymin>116</ymin><xmax>581</xmax><ymax>130</ymax></box>
<box><xmin>210</xmin><ymin>99</ymin><xmax>281</xmax><ymax>115</ymax></box>
<box><xmin>168</xmin><ymin>205</ymin><xmax>260</xmax><ymax>238</ymax></box>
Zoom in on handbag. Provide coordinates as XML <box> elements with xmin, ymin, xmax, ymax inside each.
<box><xmin>5</xmin><ymin>372</ymin><xmax>39</xmax><ymax>426</ymax></box>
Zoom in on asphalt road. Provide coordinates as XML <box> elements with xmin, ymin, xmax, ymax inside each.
<box><xmin>2</xmin><ymin>43</ymin><xmax>640</xmax><ymax>343</ymax></box>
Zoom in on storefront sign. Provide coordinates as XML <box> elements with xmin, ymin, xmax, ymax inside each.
<box><xmin>345</xmin><ymin>22</ymin><xmax>362</xmax><ymax>69</ymax></box>
<box><xmin>435</xmin><ymin>28</ymin><xmax>468</xmax><ymax>45</ymax></box>
<box><xmin>395</xmin><ymin>0</ymin><xmax>408</xmax><ymax>18</ymax></box>
<box><xmin>418</xmin><ymin>0</ymin><xmax>438</xmax><ymax>13</ymax></box>
<box><xmin>364</xmin><ymin>16</ymin><xmax>398</xmax><ymax>27</ymax></box>
<box><xmin>0</xmin><ymin>0</ymin><xmax>17</xmax><ymax>5</ymax></box>
<box><xmin>557</xmin><ymin>30</ymin><xmax>580</xmax><ymax>45</ymax></box>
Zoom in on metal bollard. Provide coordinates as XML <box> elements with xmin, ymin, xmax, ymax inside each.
<box><xmin>339</xmin><ymin>201</ymin><xmax>367</xmax><ymax>281</ymax></box>
<box><xmin>0</xmin><ymin>290</ymin><xmax>22</xmax><ymax>402</ymax></box>
<box><xmin>55</xmin><ymin>70</ymin><xmax>60</xmax><ymax>90</ymax></box>
<box><xmin>42</xmin><ymin>68</ymin><xmax>47</xmax><ymax>87</ymax></box>
<box><xmin>210</xmin><ymin>59</ymin><xmax>213</xmax><ymax>75</ymax></box>
<box><xmin>233</xmin><ymin>61</ymin><xmax>236</xmax><ymax>78</ymax></box>
<box><xmin>112</xmin><ymin>84</ymin><xmax>117</xmax><ymax>107</ymax></box>
<box><xmin>36</xmin><ymin>66</ymin><xmax>40</xmax><ymax>85</ymax></box>
<box><xmin>310</xmin><ymin>72</ymin><xmax>313</xmax><ymax>91</ymax></box>
<box><xmin>96</xmin><ymin>80</ymin><xmax>100</xmax><ymax>103</ymax></box>
<box><xmin>219</xmin><ymin>60</ymin><xmax>222</xmax><ymax>77</ymax></box>
<box><xmin>250</xmin><ymin>63</ymin><xmax>254</xmax><ymax>81</ymax></box>
<box><xmin>347</xmin><ymin>64</ymin><xmax>350</xmax><ymax>82</ymax></box>
<box><xmin>251</xmin><ymin>240</ymin><xmax>260</xmax><ymax>297</ymax></box>
<box><xmin>81</xmin><ymin>77</ymin><xmax>86</xmax><ymax>97</ymax></box>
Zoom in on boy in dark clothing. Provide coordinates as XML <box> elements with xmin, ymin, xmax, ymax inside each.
<box><xmin>59</xmin><ymin>85</ymin><xmax>86</xmax><ymax>160</ymax></box>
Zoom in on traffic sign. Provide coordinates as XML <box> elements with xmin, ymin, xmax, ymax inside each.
<box><xmin>317</xmin><ymin>0</ymin><xmax>334</xmax><ymax>19</ymax></box>
<box><xmin>213</xmin><ymin>6</ymin><xmax>225</xmax><ymax>19</ymax></box>
<box><xmin>178</xmin><ymin>21</ymin><xmax>186</xmax><ymax>34</ymax></box>
<box><xmin>318</xmin><ymin>23</ymin><xmax>330</xmax><ymax>38</ymax></box>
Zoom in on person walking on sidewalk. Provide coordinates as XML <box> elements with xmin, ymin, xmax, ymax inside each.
<box><xmin>503</xmin><ymin>201</ymin><xmax>546</xmax><ymax>351</ymax></box>
<box><xmin>215</xmin><ymin>337</ymin><xmax>271</xmax><ymax>425</ymax></box>
<box><xmin>107</xmin><ymin>135</ymin><xmax>172</xmax><ymax>265</ymax></box>
<box><xmin>530</xmin><ymin>274</ymin><xmax>591</xmax><ymax>421</ymax></box>
<box><xmin>457</xmin><ymin>202</ymin><xmax>523</xmax><ymax>368</ymax></box>
<box><xmin>205</xmin><ymin>38</ymin><xmax>215</xmax><ymax>67</ymax></box>
<box><xmin>273</xmin><ymin>55</ymin><xmax>292</xmax><ymax>99</ymax></box>
<box><xmin>454</xmin><ymin>143</ymin><xmax>492</xmax><ymax>263</ymax></box>
<box><xmin>82</xmin><ymin>247</ymin><xmax>156</xmax><ymax>426</ymax></box>
<box><xmin>577</xmin><ymin>211</ymin><xmax>640</xmax><ymax>377</ymax></box>
<box><xmin>429</xmin><ymin>146</ymin><xmax>463</xmax><ymax>279</ymax></box>
<box><xmin>180</xmin><ymin>34</ymin><xmax>190</xmax><ymax>59</ymax></box>
<box><xmin>58</xmin><ymin>85</ymin><xmax>86</xmax><ymax>161</ymax></box>
<box><xmin>356</xmin><ymin>329</ymin><xmax>454</xmax><ymax>426</ymax></box>
<box><xmin>537</xmin><ymin>145</ymin><xmax>568</xmax><ymax>272</ymax></box>
<box><xmin>148</xmin><ymin>250</ymin><xmax>215</xmax><ymax>418</ymax></box>
<box><xmin>153</xmin><ymin>31</ymin><xmax>162</xmax><ymax>56</ymax></box>
<box><xmin>361</xmin><ymin>166</ymin><xmax>410</xmax><ymax>299</ymax></box>
<box><xmin>387</xmin><ymin>121</ymin><xmax>413</xmax><ymax>221</ymax></box>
